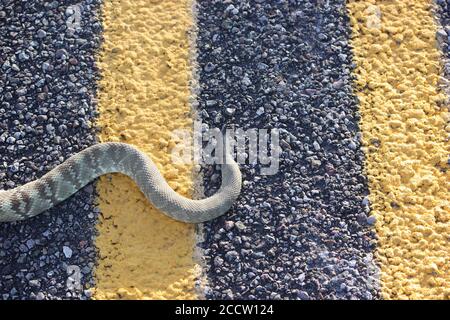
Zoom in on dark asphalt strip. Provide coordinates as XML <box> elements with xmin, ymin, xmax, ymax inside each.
<box><xmin>0</xmin><ymin>0</ymin><xmax>101</xmax><ymax>299</ymax></box>
<box><xmin>196</xmin><ymin>0</ymin><xmax>380</xmax><ymax>299</ymax></box>
<box><xmin>436</xmin><ymin>1</ymin><xmax>450</xmax><ymax>82</ymax></box>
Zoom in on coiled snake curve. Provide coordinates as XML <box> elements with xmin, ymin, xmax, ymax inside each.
<box><xmin>0</xmin><ymin>142</ymin><xmax>242</xmax><ymax>223</ymax></box>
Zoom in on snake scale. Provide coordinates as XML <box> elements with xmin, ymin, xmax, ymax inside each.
<box><xmin>0</xmin><ymin>142</ymin><xmax>241</xmax><ymax>223</ymax></box>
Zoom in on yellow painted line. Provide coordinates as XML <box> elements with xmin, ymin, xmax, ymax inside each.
<box><xmin>93</xmin><ymin>0</ymin><xmax>197</xmax><ymax>299</ymax></box>
<box><xmin>348</xmin><ymin>0</ymin><xmax>450</xmax><ymax>299</ymax></box>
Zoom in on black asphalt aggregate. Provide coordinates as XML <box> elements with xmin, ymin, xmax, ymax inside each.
<box><xmin>196</xmin><ymin>0</ymin><xmax>380</xmax><ymax>300</ymax></box>
<box><xmin>436</xmin><ymin>0</ymin><xmax>450</xmax><ymax>87</ymax></box>
<box><xmin>0</xmin><ymin>0</ymin><xmax>101</xmax><ymax>300</ymax></box>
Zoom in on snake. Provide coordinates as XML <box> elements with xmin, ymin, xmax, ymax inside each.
<box><xmin>0</xmin><ymin>142</ymin><xmax>241</xmax><ymax>223</ymax></box>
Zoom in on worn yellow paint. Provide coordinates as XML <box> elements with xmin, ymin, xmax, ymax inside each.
<box><xmin>348</xmin><ymin>0</ymin><xmax>450</xmax><ymax>299</ymax></box>
<box><xmin>92</xmin><ymin>0</ymin><xmax>197</xmax><ymax>299</ymax></box>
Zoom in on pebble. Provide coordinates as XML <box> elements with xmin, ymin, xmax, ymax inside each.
<box><xmin>29</xmin><ymin>280</ymin><xmax>40</xmax><ymax>288</ymax></box>
<box><xmin>206</xmin><ymin>100</ymin><xmax>217</xmax><ymax>107</ymax></box>
<box><xmin>256</xmin><ymin>107</ymin><xmax>264</xmax><ymax>116</ymax></box>
<box><xmin>366</xmin><ymin>216</ymin><xmax>377</xmax><ymax>226</ymax></box>
<box><xmin>63</xmin><ymin>246</ymin><xmax>73</xmax><ymax>259</ymax></box>
<box><xmin>55</xmin><ymin>48</ymin><xmax>68</xmax><ymax>60</ymax></box>
<box><xmin>225</xmin><ymin>107</ymin><xmax>235</xmax><ymax>116</ymax></box>
<box><xmin>297</xmin><ymin>291</ymin><xmax>310</xmax><ymax>300</ymax></box>
<box><xmin>42</xmin><ymin>62</ymin><xmax>51</xmax><ymax>72</ymax></box>
<box><xmin>224</xmin><ymin>221</ymin><xmax>234</xmax><ymax>230</ymax></box>
<box><xmin>36</xmin><ymin>29</ymin><xmax>47</xmax><ymax>39</ymax></box>
<box><xmin>26</xmin><ymin>239</ymin><xmax>35</xmax><ymax>249</ymax></box>
<box><xmin>35</xmin><ymin>292</ymin><xmax>45</xmax><ymax>300</ymax></box>
<box><xmin>235</xmin><ymin>221</ymin><xmax>246</xmax><ymax>231</ymax></box>
<box><xmin>17</xmin><ymin>52</ymin><xmax>30</xmax><ymax>62</ymax></box>
<box><xmin>214</xmin><ymin>256</ymin><xmax>224</xmax><ymax>267</ymax></box>
<box><xmin>205</xmin><ymin>62</ymin><xmax>216</xmax><ymax>72</ymax></box>
<box><xmin>6</xmin><ymin>137</ymin><xmax>16</xmax><ymax>144</ymax></box>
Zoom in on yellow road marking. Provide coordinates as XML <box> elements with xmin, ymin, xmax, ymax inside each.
<box><xmin>93</xmin><ymin>0</ymin><xmax>197</xmax><ymax>299</ymax></box>
<box><xmin>348</xmin><ymin>0</ymin><xmax>450</xmax><ymax>299</ymax></box>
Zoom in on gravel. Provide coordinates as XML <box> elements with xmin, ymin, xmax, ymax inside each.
<box><xmin>436</xmin><ymin>1</ymin><xmax>450</xmax><ymax>91</ymax></box>
<box><xmin>0</xmin><ymin>0</ymin><xmax>102</xmax><ymax>300</ymax></box>
<box><xmin>196</xmin><ymin>0</ymin><xmax>380</xmax><ymax>299</ymax></box>
<box><xmin>63</xmin><ymin>246</ymin><xmax>73</xmax><ymax>259</ymax></box>
<box><xmin>436</xmin><ymin>0</ymin><xmax>450</xmax><ymax>200</ymax></box>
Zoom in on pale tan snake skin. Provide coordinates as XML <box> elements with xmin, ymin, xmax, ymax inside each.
<box><xmin>0</xmin><ymin>142</ymin><xmax>242</xmax><ymax>223</ymax></box>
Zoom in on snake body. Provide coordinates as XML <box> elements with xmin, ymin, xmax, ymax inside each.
<box><xmin>0</xmin><ymin>142</ymin><xmax>241</xmax><ymax>223</ymax></box>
